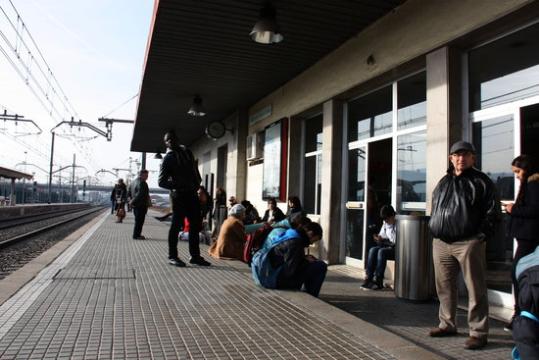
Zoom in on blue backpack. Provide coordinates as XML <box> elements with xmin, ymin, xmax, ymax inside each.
<box><xmin>251</xmin><ymin>229</ymin><xmax>300</xmax><ymax>289</ymax></box>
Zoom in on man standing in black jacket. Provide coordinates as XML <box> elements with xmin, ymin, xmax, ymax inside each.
<box><xmin>428</xmin><ymin>141</ymin><xmax>500</xmax><ymax>350</ymax></box>
<box><xmin>130</xmin><ymin>170</ymin><xmax>150</xmax><ymax>240</ymax></box>
<box><xmin>158</xmin><ymin>130</ymin><xmax>210</xmax><ymax>267</ymax></box>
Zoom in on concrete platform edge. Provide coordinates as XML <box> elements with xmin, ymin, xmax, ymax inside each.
<box><xmin>0</xmin><ymin>210</ymin><xmax>107</xmax><ymax>306</ymax></box>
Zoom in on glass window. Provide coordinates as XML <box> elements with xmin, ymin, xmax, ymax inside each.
<box><xmin>303</xmin><ymin>116</ymin><xmax>323</xmax><ymax>214</ymax></box>
<box><xmin>473</xmin><ymin>115</ymin><xmax>515</xmax><ymax>294</ymax></box>
<box><xmin>397</xmin><ymin>132</ymin><xmax>426</xmax><ymax>213</ymax></box>
<box><xmin>398</xmin><ymin>72</ymin><xmax>426</xmax><ymax>130</ymax></box>
<box><xmin>262</xmin><ymin>122</ymin><xmax>281</xmax><ymax>199</ymax></box>
<box><xmin>346</xmin><ymin>209</ymin><xmax>364</xmax><ymax>260</ymax></box>
<box><xmin>473</xmin><ymin>115</ymin><xmax>514</xmax><ymax>200</ymax></box>
<box><xmin>347</xmin><ymin>147</ymin><xmax>366</xmax><ymax>202</ymax></box>
<box><xmin>305</xmin><ymin>115</ymin><xmax>323</xmax><ymax>153</ymax></box>
<box><xmin>348</xmin><ymin>86</ymin><xmax>392</xmax><ymax>142</ymax></box>
<box><xmin>469</xmin><ymin>23</ymin><xmax>539</xmax><ymax>111</ymax></box>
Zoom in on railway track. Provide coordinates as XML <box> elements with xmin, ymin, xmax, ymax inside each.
<box><xmin>0</xmin><ymin>206</ymin><xmax>106</xmax><ymax>248</ymax></box>
<box><xmin>0</xmin><ymin>206</ymin><xmax>107</xmax><ymax>280</ymax></box>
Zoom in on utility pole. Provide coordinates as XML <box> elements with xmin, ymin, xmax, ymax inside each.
<box><xmin>71</xmin><ymin>154</ymin><xmax>76</xmax><ymax>203</ymax></box>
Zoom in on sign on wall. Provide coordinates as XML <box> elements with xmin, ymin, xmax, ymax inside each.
<box><xmin>262</xmin><ymin>118</ymin><xmax>288</xmax><ymax>201</ymax></box>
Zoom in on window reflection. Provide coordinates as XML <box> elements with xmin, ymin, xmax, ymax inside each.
<box><xmin>348</xmin><ymin>147</ymin><xmax>366</xmax><ymax>201</ymax></box>
<box><xmin>346</xmin><ymin>209</ymin><xmax>364</xmax><ymax>260</ymax></box>
<box><xmin>262</xmin><ymin>122</ymin><xmax>281</xmax><ymax>199</ymax></box>
<box><xmin>398</xmin><ymin>72</ymin><xmax>426</xmax><ymax>130</ymax></box>
<box><xmin>304</xmin><ymin>115</ymin><xmax>323</xmax><ymax>214</ymax></box>
<box><xmin>473</xmin><ymin>115</ymin><xmax>515</xmax><ymax>294</ymax></box>
<box><xmin>397</xmin><ymin>132</ymin><xmax>426</xmax><ymax>213</ymax></box>
<box><xmin>473</xmin><ymin>115</ymin><xmax>514</xmax><ymax>200</ymax></box>
<box><xmin>469</xmin><ymin>23</ymin><xmax>539</xmax><ymax>111</ymax></box>
<box><xmin>348</xmin><ymin>86</ymin><xmax>392</xmax><ymax>142</ymax></box>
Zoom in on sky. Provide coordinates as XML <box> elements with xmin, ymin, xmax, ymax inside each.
<box><xmin>0</xmin><ymin>0</ymin><xmax>163</xmax><ymax>188</ymax></box>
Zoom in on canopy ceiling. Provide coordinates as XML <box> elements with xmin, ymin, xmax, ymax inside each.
<box><xmin>132</xmin><ymin>0</ymin><xmax>404</xmax><ymax>152</ymax></box>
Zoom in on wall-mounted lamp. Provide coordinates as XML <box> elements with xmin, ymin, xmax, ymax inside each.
<box><xmin>250</xmin><ymin>2</ymin><xmax>283</xmax><ymax>44</ymax></box>
<box><xmin>187</xmin><ymin>95</ymin><xmax>206</xmax><ymax>117</ymax></box>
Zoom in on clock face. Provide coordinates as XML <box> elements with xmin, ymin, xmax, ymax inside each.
<box><xmin>205</xmin><ymin>121</ymin><xmax>226</xmax><ymax>139</ymax></box>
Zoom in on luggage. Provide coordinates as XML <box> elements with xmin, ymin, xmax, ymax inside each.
<box><xmin>512</xmin><ymin>246</ymin><xmax>539</xmax><ymax>360</ymax></box>
<box><xmin>243</xmin><ymin>223</ymin><xmax>273</xmax><ymax>265</ymax></box>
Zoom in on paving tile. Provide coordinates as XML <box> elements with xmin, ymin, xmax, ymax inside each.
<box><xmin>0</xmin><ymin>213</ymin><xmax>403</xmax><ymax>359</ymax></box>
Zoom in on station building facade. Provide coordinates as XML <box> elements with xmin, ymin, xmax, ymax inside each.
<box><xmin>184</xmin><ymin>0</ymin><xmax>539</xmax><ymax>309</ymax></box>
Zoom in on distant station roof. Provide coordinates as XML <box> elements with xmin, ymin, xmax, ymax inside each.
<box><xmin>0</xmin><ymin>166</ymin><xmax>33</xmax><ymax>180</ymax></box>
<box><xmin>132</xmin><ymin>0</ymin><xmax>404</xmax><ymax>151</ymax></box>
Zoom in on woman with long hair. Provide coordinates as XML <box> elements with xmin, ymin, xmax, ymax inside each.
<box><xmin>504</xmin><ymin>154</ymin><xmax>539</xmax><ymax>329</ymax></box>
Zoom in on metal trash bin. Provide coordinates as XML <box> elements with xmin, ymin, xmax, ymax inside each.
<box><xmin>394</xmin><ymin>215</ymin><xmax>435</xmax><ymax>301</ymax></box>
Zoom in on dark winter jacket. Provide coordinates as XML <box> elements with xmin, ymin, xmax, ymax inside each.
<box><xmin>429</xmin><ymin>167</ymin><xmax>501</xmax><ymax>242</ymax></box>
<box><xmin>508</xmin><ymin>173</ymin><xmax>539</xmax><ymax>243</ymax></box>
<box><xmin>269</xmin><ymin>234</ymin><xmax>310</xmax><ymax>289</ymax></box>
<box><xmin>262</xmin><ymin>207</ymin><xmax>286</xmax><ymax>223</ymax></box>
<box><xmin>512</xmin><ymin>247</ymin><xmax>539</xmax><ymax>360</ymax></box>
<box><xmin>158</xmin><ymin>146</ymin><xmax>202</xmax><ymax>194</ymax></box>
<box><xmin>130</xmin><ymin>178</ymin><xmax>150</xmax><ymax>209</ymax></box>
<box><xmin>110</xmin><ymin>183</ymin><xmax>127</xmax><ymax>202</ymax></box>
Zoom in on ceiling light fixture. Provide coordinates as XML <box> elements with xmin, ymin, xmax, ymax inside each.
<box><xmin>154</xmin><ymin>151</ymin><xmax>162</xmax><ymax>159</ymax></box>
<box><xmin>187</xmin><ymin>95</ymin><xmax>206</xmax><ymax>117</ymax></box>
<box><xmin>250</xmin><ymin>2</ymin><xmax>283</xmax><ymax>44</ymax></box>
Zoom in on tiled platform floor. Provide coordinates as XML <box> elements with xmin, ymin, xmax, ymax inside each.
<box><xmin>0</xmin><ymin>212</ymin><xmax>408</xmax><ymax>360</ymax></box>
<box><xmin>0</xmin><ymin>211</ymin><xmax>516</xmax><ymax>359</ymax></box>
<box><xmin>321</xmin><ymin>266</ymin><xmax>514</xmax><ymax>359</ymax></box>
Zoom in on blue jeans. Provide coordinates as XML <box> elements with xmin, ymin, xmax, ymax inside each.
<box><xmin>366</xmin><ymin>246</ymin><xmax>394</xmax><ymax>280</ymax></box>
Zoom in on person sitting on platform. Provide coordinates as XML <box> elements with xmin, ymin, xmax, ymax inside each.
<box><xmin>361</xmin><ymin>205</ymin><xmax>396</xmax><ymax>290</ymax></box>
<box><xmin>286</xmin><ymin>196</ymin><xmax>304</xmax><ymax>217</ymax></box>
<box><xmin>261</xmin><ymin>197</ymin><xmax>286</xmax><ymax>224</ymax></box>
<box><xmin>252</xmin><ymin>221</ymin><xmax>326</xmax><ymax>297</ymax></box>
<box><xmin>241</xmin><ymin>200</ymin><xmax>260</xmax><ymax>225</ymax></box>
<box><xmin>209</xmin><ymin>204</ymin><xmax>246</xmax><ymax>260</ymax></box>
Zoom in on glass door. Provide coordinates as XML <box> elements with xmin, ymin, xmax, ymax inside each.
<box><xmin>345</xmin><ymin>145</ymin><xmax>367</xmax><ymax>266</ymax></box>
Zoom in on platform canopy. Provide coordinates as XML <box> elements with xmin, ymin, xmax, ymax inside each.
<box><xmin>132</xmin><ymin>0</ymin><xmax>404</xmax><ymax>152</ymax></box>
<box><xmin>0</xmin><ymin>166</ymin><xmax>33</xmax><ymax>180</ymax></box>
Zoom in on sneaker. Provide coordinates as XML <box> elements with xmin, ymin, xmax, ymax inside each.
<box><xmin>189</xmin><ymin>256</ymin><xmax>211</xmax><ymax>266</ymax></box>
<box><xmin>371</xmin><ymin>277</ymin><xmax>384</xmax><ymax>290</ymax></box>
<box><xmin>504</xmin><ymin>313</ymin><xmax>516</xmax><ymax>332</ymax></box>
<box><xmin>360</xmin><ymin>279</ymin><xmax>373</xmax><ymax>290</ymax></box>
<box><xmin>168</xmin><ymin>258</ymin><xmax>186</xmax><ymax>267</ymax></box>
<box><xmin>464</xmin><ymin>336</ymin><xmax>487</xmax><ymax>350</ymax></box>
<box><xmin>133</xmin><ymin>235</ymin><xmax>146</xmax><ymax>240</ymax></box>
<box><xmin>428</xmin><ymin>327</ymin><xmax>457</xmax><ymax>337</ymax></box>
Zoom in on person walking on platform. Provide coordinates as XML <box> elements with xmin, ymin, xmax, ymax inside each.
<box><xmin>428</xmin><ymin>141</ymin><xmax>501</xmax><ymax>350</ymax></box>
<box><xmin>130</xmin><ymin>170</ymin><xmax>151</xmax><ymax>240</ymax></box>
<box><xmin>112</xmin><ymin>178</ymin><xmax>128</xmax><ymax>223</ymax></box>
<box><xmin>503</xmin><ymin>155</ymin><xmax>539</xmax><ymax>330</ymax></box>
<box><xmin>159</xmin><ymin>130</ymin><xmax>211</xmax><ymax>267</ymax></box>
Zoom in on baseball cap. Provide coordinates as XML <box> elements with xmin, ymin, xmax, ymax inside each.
<box><xmin>450</xmin><ymin>141</ymin><xmax>476</xmax><ymax>154</ymax></box>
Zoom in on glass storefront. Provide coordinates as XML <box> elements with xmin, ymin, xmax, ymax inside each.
<box><xmin>469</xmin><ymin>22</ymin><xmax>539</xmax><ymax>300</ymax></box>
<box><xmin>344</xmin><ymin>72</ymin><xmax>426</xmax><ymax>264</ymax></box>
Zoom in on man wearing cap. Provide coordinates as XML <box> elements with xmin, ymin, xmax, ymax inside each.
<box><xmin>159</xmin><ymin>130</ymin><xmax>211</xmax><ymax>267</ymax></box>
<box><xmin>428</xmin><ymin>141</ymin><xmax>500</xmax><ymax>350</ymax></box>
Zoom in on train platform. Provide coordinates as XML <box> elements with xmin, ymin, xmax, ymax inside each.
<box><xmin>0</xmin><ymin>211</ymin><xmax>514</xmax><ymax>359</ymax></box>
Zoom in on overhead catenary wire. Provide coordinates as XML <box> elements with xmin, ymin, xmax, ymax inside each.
<box><xmin>102</xmin><ymin>93</ymin><xmax>139</xmax><ymax>118</ymax></box>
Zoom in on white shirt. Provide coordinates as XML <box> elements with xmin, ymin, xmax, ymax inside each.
<box><xmin>378</xmin><ymin>221</ymin><xmax>396</xmax><ymax>245</ymax></box>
